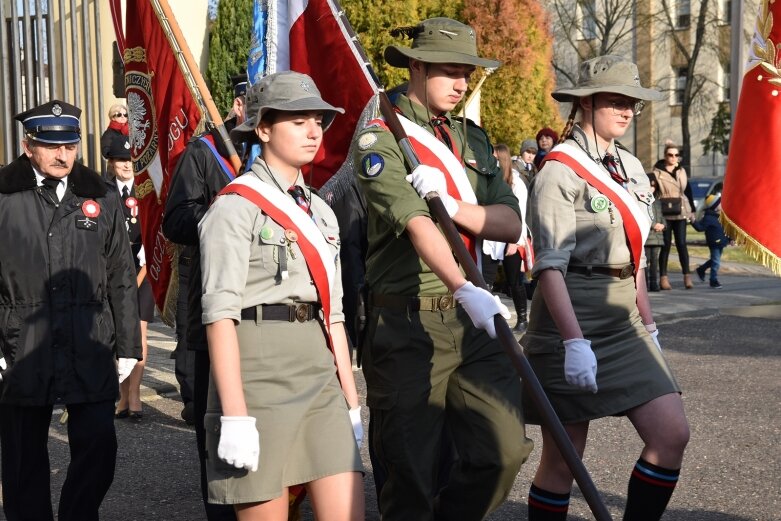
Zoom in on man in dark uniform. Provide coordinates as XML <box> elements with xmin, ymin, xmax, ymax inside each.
<box><xmin>0</xmin><ymin>100</ymin><xmax>140</xmax><ymax>521</ymax></box>
<box><xmin>162</xmin><ymin>74</ymin><xmax>250</xmax><ymax>521</ymax></box>
<box><xmin>352</xmin><ymin>18</ymin><xmax>533</xmax><ymax>520</ymax></box>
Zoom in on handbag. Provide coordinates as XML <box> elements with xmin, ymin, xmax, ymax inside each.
<box><xmin>660</xmin><ymin>197</ymin><xmax>682</xmax><ymax>216</ymax></box>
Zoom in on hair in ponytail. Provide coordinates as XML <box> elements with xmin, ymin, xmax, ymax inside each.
<box><xmin>558</xmin><ymin>104</ymin><xmax>579</xmax><ymax>144</ymax></box>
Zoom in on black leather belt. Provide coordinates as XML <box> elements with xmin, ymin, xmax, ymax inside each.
<box><xmin>371</xmin><ymin>293</ymin><xmax>457</xmax><ymax>312</ymax></box>
<box><xmin>240</xmin><ymin>303</ymin><xmax>320</xmax><ymax>322</ymax></box>
<box><xmin>568</xmin><ymin>264</ymin><xmax>635</xmax><ymax>280</ymax></box>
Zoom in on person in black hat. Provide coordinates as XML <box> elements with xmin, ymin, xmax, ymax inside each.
<box><xmin>106</xmin><ymin>134</ymin><xmax>156</xmax><ymax>421</ymax></box>
<box><xmin>0</xmin><ymin>100</ymin><xmax>141</xmax><ymax>521</ymax></box>
<box><xmin>162</xmin><ymin>75</ymin><xmax>253</xmax><ymax>520</ymax></box>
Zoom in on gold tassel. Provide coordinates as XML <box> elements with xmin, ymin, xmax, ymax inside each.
<box><xmin>720</xmin><ymin>212</ymin><xmax>781</xmax><ymax>276</ymax></box>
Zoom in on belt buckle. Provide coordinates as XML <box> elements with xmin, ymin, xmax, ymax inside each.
<box><xmin>619</xmin><ymin>265</ymin><xmax>633</xmax><ymax>279</ymax></box>
<box><xmin>437</xmin><ymin>295</ymin><xmax>453</xmax><ymax>310</ymax></box>
<box><xmin>294</xmin><ymin>304</ymin><xmax>309</xmax><ymax>322</ymax></box>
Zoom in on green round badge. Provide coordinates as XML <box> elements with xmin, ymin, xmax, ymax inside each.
<box><xmin>590</xmin><ymin>195</ymin><xmax>609</xmax><ymax>213</ymax></box>
<box><xmin>260</xmin><ymin>226</ymin><xmax>274</xmax><ymax>240</ymax></box>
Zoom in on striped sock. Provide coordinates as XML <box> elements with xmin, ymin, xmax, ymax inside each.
<box><xmin>623</xmin><ymin>457</ymin><xmax>680</xmax><ymax>521</ymax></box>
<box><xmin>528</xmin><ymin>483</ymin><xmax>570</xmax><ymax>521</ymax></box>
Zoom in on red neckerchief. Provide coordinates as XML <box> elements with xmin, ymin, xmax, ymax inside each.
<box><xmin>108</xmin><ymin>120</ymin><xmax>129</xmax><ymax>135</ymax></box>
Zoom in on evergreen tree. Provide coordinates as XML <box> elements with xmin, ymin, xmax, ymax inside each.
<box><xmin>206</xmin><ymin>0</ymin><xmax>253</xmax><ymax>114</ymax></box>
<box><xmin>701</xmin><ymin>102</ymin><xmax>730</xmax><ymax>157</ymax></box>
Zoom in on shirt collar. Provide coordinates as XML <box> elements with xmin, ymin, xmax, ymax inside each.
<box><xmin>115</xmin><ymin>178</ymin><xmax>133</xmax><ymax>193</ymax></box>
<box><xmin>571</xmin><ymin>124</ymin><xmax>616</xmax><ymax>160</ymax></box>
<box><xmin>394</xmin><ymin>94</ymin><xmax>453</xmax><ymax>128</ymax></box>
<box><xmin>33</xmin><ymin>167</ymin><xmax>68</xmax><ymax>190</ymax></box>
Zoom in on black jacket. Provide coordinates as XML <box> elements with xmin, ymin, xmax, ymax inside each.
<box><xmin>0</xmin><ymin>155</ymin><xmax>141</xmax><ymax>406</ymax></box>
<box><xmin>163</xmin><ymin>129</ymin><xmax>236</xmax><ymax>350</ymax></box>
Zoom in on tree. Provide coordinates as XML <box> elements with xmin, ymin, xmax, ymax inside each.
<box><xmin>206</xmin><ymin>0</ymin><xmax>253</xmax><ymax>114</ymax></box>
<box><xmin>463</xmin><ymin>0</ymin><xmax>561</xmax><ymax>147</ymax></box>
<box><xmin>701</xmin><ymin>102</ymin><xmax>730</xmax><ymax>157</ymax></box>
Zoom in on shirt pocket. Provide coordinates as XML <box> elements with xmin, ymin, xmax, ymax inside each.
<box><xmin>315</xmin><ymin>214</ymin><xmax>341</xmax><ymax>266</ymax></box>
<box><xmin>582</xmin><ymin>188</ymin><xmax>617</xmax><ymax>232</ymax></box>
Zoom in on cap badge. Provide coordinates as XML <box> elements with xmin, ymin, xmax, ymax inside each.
<box><xmin>52</xmin><ymin>103</ymin><xmax>62</xmax><ymax>116</ymax></box>
<box><xmin>439</xmin><ymin>29</ymin><xmax>458</xmax><ymax>38</ymax></box>
<box><xmin>300</xmin><ymin>81</ymin><xmax>312</xmax><ymax>93</ymax></box>
<box><xmin>124</xmin><ymin>141</ymin><xmax>131</xmax><ymax>150</ymax></box>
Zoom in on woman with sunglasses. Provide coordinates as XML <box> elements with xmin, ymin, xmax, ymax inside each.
<box><xmin>522</xmin><ymin>55</ymin><xmax>689</xmax><ymax>521</ymax></box>
<box><xmin>100</xmin><ymin>103</ymin><xmax>129</xmax><ymax>165</ymax></box>
<box><xmin>653</xmin><ymin>144</ymin><xmax>697</xmax><ymax>289</ymax></box>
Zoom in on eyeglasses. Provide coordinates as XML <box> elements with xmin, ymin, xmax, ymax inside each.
<box><xmin>609</xmin><ymin>99</ymin><xmax>644</xmax><ymax>116</ymax></box>
<box><xmin>112</xmin><ymin>112</ymin><xmax>128</xmax><ymax>118</ymax></box>
<box><xmin>666</xmin><ymin>153</ymin><xmax>681</xmax><ymax>157</ymax></box>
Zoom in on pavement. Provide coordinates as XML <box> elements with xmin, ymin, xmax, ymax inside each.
<box><xmin>141</xmin><ymin>256</ymin><xmax>781</xmax><ymax>402</ymax></box>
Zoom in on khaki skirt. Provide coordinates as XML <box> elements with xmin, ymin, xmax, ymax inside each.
<box><xmin>521</xmin><ymin>271</ymin><xmax>681</xmax><ymax>424</ymax></box>
<box><xmin>205</xmin><ymin>318</ymin><xmax>363</xmax><ymax>504</ymax></box>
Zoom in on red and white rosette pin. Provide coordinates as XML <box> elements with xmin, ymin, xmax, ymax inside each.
<box><xmin>82</xmin><ymin>200</ymin><xmax>101</xmax><ymax>218</ymax></box>
<box><xmin>125</xmin><ymin>196</ymin><xmax>139</xmax><ymax>223</ymax></box>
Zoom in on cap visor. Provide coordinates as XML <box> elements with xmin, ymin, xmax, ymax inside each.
<box><xmin>385</xmin><ymin>46</ymin><xmax>500</xmax><ymax>69</ymax></box>
<box><xmin>552</xmin><ymin>85</ymin><xmax>665</xmax><ymax>102</ymax></box>
<box><xmin>28</xmin><ymin>131</ymin><xmax>81</xmax><ymax>144</ymax></box>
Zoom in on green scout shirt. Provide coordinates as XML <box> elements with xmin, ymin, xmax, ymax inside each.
<box><xmin>352</xmin><ymin>94</ymin><xmax>521</xmax><ymax>296</ymax></box>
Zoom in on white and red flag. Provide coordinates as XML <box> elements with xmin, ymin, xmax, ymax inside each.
<box><xmin>110</xmin><ymin>0</ymin><xmax>204</xmax><ymax>324</ymax></box>
<box><xmin>722</xmin><ymin>0</ymin><xmax>781</xmax><ymax>275</ymax></box>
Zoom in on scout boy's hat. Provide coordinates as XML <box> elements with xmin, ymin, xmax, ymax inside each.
<box><xmin>230</xmin><ymin>71</ymin><xmax>344</xmax><ymax>143</ymax></box>
<box><xmin>552</xmin><ymin>55</ymin><xmax>664</xmax><ymax>102</ymax></box>
<box><xmin>384</xmin><ymin>17</ymin><xmax>500</xmax><ymax>69</ymax></box>
<box><xmin>15</xmin><ymin>100</ymin><xmax>81</xmax><ymax>144</ymax></box>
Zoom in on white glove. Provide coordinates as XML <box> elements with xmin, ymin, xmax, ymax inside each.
<box><xmin>563</xmin><ymin>338</ymin><xmax>598</xmax><ymax>393</ymax></box>
<box><xmin>117</xmin><ymin>357</ymin><xmax>138</xmax><ymax>383</ymax></box>
<box><xmin>649</xmin><ymin>329</ymin><xmax>661</xmax><ymax>351</ymax></box>
<box><xmin>405</xmin><ymin>165</ymin><xmax>459</xmax><ymax>217</ymax></box>
<box><xmin>137</xmin><ymin>245</ymin><xmax>146</xmax><ymax>267</ymax></box>
<box><xmin>453</xmin><ymin>281</ymin><xmax>511</xmax><ymax>339</ymax></box>
<box><xmin>0</xmin><ymin>357</ymin><xmax>6</xmax><ymax>382</ymax></box>
<box><xmin>218</xmin><ymin>416</ymin><xmax>260</xmax><ymax>472</ymax></box>
<box><xmin>349</xmin><ymin>406</ymin><xmax>363</xmax><ymax>448</ymax></box>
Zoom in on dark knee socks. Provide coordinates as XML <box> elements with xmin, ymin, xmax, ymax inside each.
<box><xmin>623</xmin><ymin>457</ymin><xmax>680</xmax><ymax>521</ymax></box>
<box><xmin>528</xmin><ymin>483</ymin><xmax>570</xmax><ymax>520</ymax></box>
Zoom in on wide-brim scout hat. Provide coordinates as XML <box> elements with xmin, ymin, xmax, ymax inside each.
<box><xmin>552</xmin><ymin>55</ymin><xmax>664</xmax><ymax>102</ymax></box>
<box><xmin>230</xmin><ymin>71</ymin><xmax>345</xmax><ymax>143</ymax></box>
<box><xmin>105</xmin><ymin>133</ymin><xmax>132</xmax><ymax>160</ymax></box>
<box><xmin>15</xmin><ymin>99</ymin><xmax>81</xmax><ymax>144</ymax></box>
<box><xmin>384</xmin><ymin>17</ymin><xmax>500</xmax><ymax>69</ymax></box>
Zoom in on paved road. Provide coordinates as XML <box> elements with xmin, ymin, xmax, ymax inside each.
<box><xmin>2</xmin><ymin>267</ymin><xmax>779</xmax><ymax>520</ymax></box>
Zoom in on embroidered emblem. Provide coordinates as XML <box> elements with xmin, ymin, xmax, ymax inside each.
<box><xmin>75</xmin><ymin>216</ymin><xmax>97</xmax><ymax>231</ymax></box>
<box><xmin>82</xmin><ymin>199</ymin><xmax>101</xmax><ymax>218</ymax></box>
<box><xmin>590</xmin><ymin>195</ymin><xmax>609</xmax><ymax>213</ymax></box>
<box><xmin>361</xmin><ymin>153</ymin><xmax>384</xmax><ymax>178</ymax></box>
<box><xmin>358</xmin><ymin>133</ymin><xmax>377</xmax><ymax>151</ymax></box>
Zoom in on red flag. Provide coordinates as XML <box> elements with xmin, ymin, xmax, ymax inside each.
<box><xmin>111</xmin><ymin>1</ymin><xmax>204</xmax><ymax>324</ymax></box>
<box><xmin>722</xmin><ymin>0</ymin><xmax>781</xmax><ymax>275</ymax></box>
<box><xmin>267</xmin><ymin>0</ymin><xmax>378</xmax><ymax>194</ymax></box>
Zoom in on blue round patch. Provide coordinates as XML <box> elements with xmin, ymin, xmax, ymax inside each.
<box><xmin>361</xmin><ymin>153</ymin><xmax>384</xmax><ymax>178</ymax></box>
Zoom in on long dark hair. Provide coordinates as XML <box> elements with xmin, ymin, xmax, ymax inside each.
<box><xmin>494</xmin><ymin>143</ymin><xmax>513</xmax><ymax>187</ymax></box>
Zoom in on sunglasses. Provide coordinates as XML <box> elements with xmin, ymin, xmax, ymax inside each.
<box><xmin>112</xmin><ymin>112</ymin><xmax>128</xmax><ymax>118</ymax></box>
<box><xmin>666</xmin><ymin>153</ymin><xmax>681</xmax><ymax>157</ymax></box>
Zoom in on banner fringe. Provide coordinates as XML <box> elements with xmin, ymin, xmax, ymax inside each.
<box><xmin>720</xmin><ymin>212</ymin><xmax>781</xmax><ymax>276</ymax></box>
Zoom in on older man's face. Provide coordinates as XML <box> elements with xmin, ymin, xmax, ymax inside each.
<box><xmin>23</xmin><ymin>139</ymin><xmax>78</xmax><ymax>179</ymax></box>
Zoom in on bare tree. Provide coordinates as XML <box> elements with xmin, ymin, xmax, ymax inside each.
<box><xmin>549</xmin><ymin>0</ymin><xmax>637</xmax><ymax>86</ymax></box>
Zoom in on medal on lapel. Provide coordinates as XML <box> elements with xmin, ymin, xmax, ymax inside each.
<box><xmin>125</xmin><ymin>196</ymin><xmax>139</xmax><ymax>224</ymax></box>
<box><xmin>82</xmin><ymin>199</ymin><xmax>101</xmax><ymax>218</ymax></box>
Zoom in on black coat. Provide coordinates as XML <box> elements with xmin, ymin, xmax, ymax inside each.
<box><xmin>163</xmin><ymin>130</ymin><xmax>235</xmax><ymax>351</ymax></box>
<box><xmin>0</xmin><ymin>155</ymin><xmax>141</xmax><ymax>406</ymax></box>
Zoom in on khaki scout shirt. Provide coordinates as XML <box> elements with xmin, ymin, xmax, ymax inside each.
<box><xmin>529</xmin><ymin>126</ymin><xmax>654</xmax><ymax>277</ymax></box>
<box><xmin>199</xmin><ymin>159</ymin><xmax>344</xmax><ymax>325</ymax></box>
<box><xmin>353</xmin><ymin>94</ymin><xmax>521</xmax><ymax>296</ymax></box>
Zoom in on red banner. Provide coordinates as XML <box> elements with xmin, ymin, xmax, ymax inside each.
<box><xmin>722</xmin><ymin>0</ymin><xmax>781</xmax><ymax>275</ymax></box>
<box><xmin>113</xmin><ymin>0</ymin><xmax>203</xmax><ymax>324</ymax></box>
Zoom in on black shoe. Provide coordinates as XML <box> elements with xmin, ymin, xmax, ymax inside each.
<box><xmin>181</xmin><ymin>402</ymin><xmax>195</xmax><ymax>426</ymax></box>
<box><xmin>115</xmin><ymin>408</ymin><xmax>129</xmax><ymax>419</ymax></box>
<box><xmin>129</xmin><ymin>410</ymin><xmax>143</xmax><ymax>421</ymax></box>
<box><xmin>709</xmin><ymin>280</ymin><xmax>723</xmax><ymax>289</ymax></box>
<box><xmin>513</xmin><ymin>320</ymin><xmax>528</xmax><ymax>334</ymax></box>
<box><xmin>696</xmin><ymin>266</ymin><xmax>706</xmax><ymax>282</ymax></box>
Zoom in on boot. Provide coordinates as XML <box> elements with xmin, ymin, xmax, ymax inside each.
<box><xmin>649</xmin><ymin>280</ymin><xmax>660</xmax><ymax>292</ymax></box>
<box><xmin>659</xmin><ymin>275</ymin><xmax>672</xmax><ymax>290</ymax></box>
<box><xmin>684</xmin><ymin>274</ymin><xmax>694</xmax><ymax>289</ymax></box>
<box><xmin>511</xmin><ymin>285</ymin><xmax>528</xmax><ymax>333</ymax></box>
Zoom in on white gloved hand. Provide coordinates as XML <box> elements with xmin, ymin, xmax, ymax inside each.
<box><xmin>117</xmin><ymin>357</ymin><xmax>138</xmax><ymax>384</ymax></box>
<box><xmin>453</xmin><ymin>281</ymin><xmax>511</xmax><ymax>339</ymax></box>
<box><xmin>218</xmin><ymin>416</ymin><xmax>260</xmax><ymax>472</ymax></box>
<box><xmin>349</xmin><ymin>406</ymin><xmax>363</xmax><ymax>448</ymax></box>
<box><xmin>0</xmin><ymin>357</ymin><xmax>6</xmax><ymax>382</ymax></box>
<box><xmin>563</xmin><ymin>338</ymin><xmax>598</xmax><ymax>393</ymax></box>
<box><xmin>405</xmin><ymin>165</ymin><xmax>459</xmax><ymax>217</ymax></box>
<box><xmin>649</xmin><ymin>329</ymin><xmax>661</xmax><ymax>351</ymax></box>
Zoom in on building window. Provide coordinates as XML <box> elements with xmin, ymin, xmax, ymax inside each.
<box><xmin>676</xmin><ymin>0</ymin><xmax>691</xmax><ymax>28</ymax></box>
<box><xmin>579</xmin><ymin>0</ymin><xmax>597</xmax><ymax>40</ymax></box>
<box><xmin>721</xmin><ymin>62</ymin><xmax>730</xmax><ymax>102</ymax></box>
<box><xmin>720</xmin><ymin>0</ymin><xmax>732</xmax><ymax>24</ymax></box>
<box><xmin>673</xmin><ymin>67</ymin><xmax>687</xmax><ymax>105</ymax></box>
